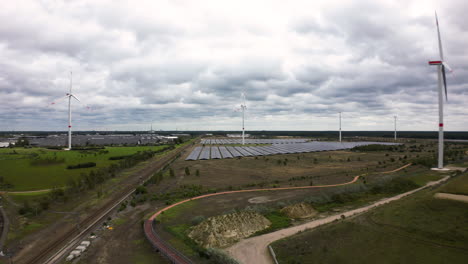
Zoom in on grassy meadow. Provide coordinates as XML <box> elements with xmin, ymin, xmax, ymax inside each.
<box><xmin>271</xmin><ymin>172</ymin><xmax>468</xmax><ymax>264</ymax></box>
<box><xmin>0</xmin><ymin>146</ymin><xmax>168</xmax><ymax>191</ymax></box>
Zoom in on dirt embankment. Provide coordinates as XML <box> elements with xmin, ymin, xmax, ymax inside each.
<box><xmin>280</xmin><ymin>202</ymin><xmax>318</xmax><ymax>219</ymax></box>
<box><xmin>188</xmin><ymin>211</ymin><xmax>271</xmax><ymax>248</ymax></box>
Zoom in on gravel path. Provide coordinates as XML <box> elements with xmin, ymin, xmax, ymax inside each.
<box><xmin>434</xmin><ymin>192</ymin><xmax>468</xmax><ymax>203</ymax></box>
<box><xmin>226</xmin><ymin>176</ymin><xmax>450</xmax><ymax>264</ymax></box>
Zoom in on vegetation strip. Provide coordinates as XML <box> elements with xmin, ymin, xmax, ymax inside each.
<box><xmin>144</xmin><ymin>163</ymin><xmax>413</xmax><ymax>263</ymax></box>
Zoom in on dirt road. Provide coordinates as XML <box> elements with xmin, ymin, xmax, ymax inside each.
<box><xmin>226</xmin><ymin>176</ymin><xmax>450</xmax><ymax>264</ymax></box>
<box><xmin>434</xmin><ymin>192</ymin><xmax>468</xmax><ymax>203</ymax></box>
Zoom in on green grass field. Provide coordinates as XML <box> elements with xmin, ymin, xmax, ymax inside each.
<box><xmin>439</xmin><ymin>173</ymin><xmax>468</xmax><ymax>195</ymax></box>
<box><xmin>272</xmin><ymin>174</ymin><xmax>468</xmax><ymax>264</ymax></box>
<box><xmin>0</xmin><ymin>146</ymin><xmax>168</xmax><ymax>191</ymax></box>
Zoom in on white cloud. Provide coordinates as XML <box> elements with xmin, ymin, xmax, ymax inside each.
<box><xmin>0</xmin><ymin>0</ymin><xmax>466</xmax><ymax>131</ymax></box>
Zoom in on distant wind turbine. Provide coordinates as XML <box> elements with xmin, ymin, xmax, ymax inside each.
<box><xmin>241</xmin><ymin>90</ymin><xmax>247</xmax><ymax>145</ymax></box>
<box><xmin>339</xmin><ymin>112</ymin><xmax>342</xmax><ymax>142</ymax></box>
<box><xmin>428</xmin><ymin>12</ymin><xmax>452</xmax><ymax>170</ymax></box>
<box><xmin>394</xmin><ymin>116</ymin><xmax>397</xmax><ymax>141</ymax></box>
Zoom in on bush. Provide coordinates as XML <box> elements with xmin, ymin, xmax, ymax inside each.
<box><xmin>191</xmin><ymin>215</ymin><xmax>206</xmax><ymax>226</ymax></box>
<box><xmin>67</xmin><ymin>162</ymin><xmax>97</xmax><ymax>169</ymax></box>
<box><xmin>109</xmin><ymin>155</ymin><xmax>132</xmax><ymax>160</ymax></box>
<box><xmin>352</xmin><ymin>144</ymin><xmax>397</xmax><ymax>152</ymax></box>
<box><xmin>205</xmin><ymin>248</ymin><xmax>240</xmax><ymax>264</ymax></box>
<box><xmin>135</xmin><ymin>186</ymin><xmax>147</xmax><ymax>195</ymax></box>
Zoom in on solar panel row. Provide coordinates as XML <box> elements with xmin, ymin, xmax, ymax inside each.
<box><xmin>186</xmin><ymin>141</ymin><xmax>399</xmax><ymax>160</ymax></box>
<box><xmin>200</xmin><ymin>138</ymin><xmax>309</xmax><ymax>145</ymax></box>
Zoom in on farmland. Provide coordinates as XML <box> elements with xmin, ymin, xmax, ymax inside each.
<box><xmin>0</xmin><ymin>146</ymin><xmax>169</xmax><ymax>191</ymax></box>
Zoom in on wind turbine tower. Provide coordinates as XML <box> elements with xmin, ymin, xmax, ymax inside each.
<box><xmin>428</xmin><ymin>13</ymin><xmax>451</xmax><ymax>170</ymax></box>
<box><xmin>339</xmin><ymin>112</ymin><xmax>342</xmax><ymax>142</ymax></box>
<box><xmin>241</xmin><ymin>91</ymin><xmax>247</xmax><ymax>145</ymax></box>
<box><xmin>394</xmin><ymin>116</ymin><xmax>397</xmax><ymax>141</ymax></box>
<box><xmin>65</xmin><ymin>71</ymin><xmax>80</xmax><ymax>150</ymax></box>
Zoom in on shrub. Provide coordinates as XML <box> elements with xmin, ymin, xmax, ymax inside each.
<box><xmin>108</xmin><ymin>155</ymin><xmax>132</xmax><ymax>160</ymax></box>
<box><xmin>135</xmin><ymin>186</ymin><xmax>147</xmax><ymax>195</ymax></box>
<box><xmin>205</xmin><ymin>248</ymin><xmax>240</xmax><ymax>264</ymax></box>
<box><xmin>67</xmin><ymin>162</ymin><xmax>96</xmax><ymax>169</ymax></box>
<box><xmin>191</xmin><ymin>215</ymin><xmax>206</xmax><ymax>226</ymax></box>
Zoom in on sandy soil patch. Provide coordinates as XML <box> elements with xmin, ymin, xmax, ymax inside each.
<box><xmin>248</xmin><ymin>196</ymin><xmax>279</xmax><ymax>204</ymax></box>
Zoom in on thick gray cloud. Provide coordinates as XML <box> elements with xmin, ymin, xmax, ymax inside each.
<box><xmin>0</xmin><ymin>0</ymin><xmax>467</xmax><ymax>132</ymax></box>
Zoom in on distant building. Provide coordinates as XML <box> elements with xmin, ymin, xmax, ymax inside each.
<box><xmin>0</xmin><ymin>142</ymin><xmax>9</xmax><ymax>148</ymax></box>
<box><xmin>226</xmin><ymin>134</ymin><xmax>251</xmax><ymax>138</ymax></box>
<box><xmin>171</xmin><ymin>134</ymin><xmax>191</xmax><ymax>137</ymax></box>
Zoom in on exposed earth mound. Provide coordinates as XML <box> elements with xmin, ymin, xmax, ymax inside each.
<box><xmin>188</xmin><ymin>211</ymin><xmax>271</xmax><ymax>248</ymax></box>
<box><xmin>280</xmin><ymin>202</ymin><xmax>318</xmax><ymax>219</ymax></box>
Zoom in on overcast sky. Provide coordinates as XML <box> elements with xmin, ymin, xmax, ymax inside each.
<box><xmin>0</xmin><ymin>0</ymin><xmax>467</xmax><ymax>131</ymax></box>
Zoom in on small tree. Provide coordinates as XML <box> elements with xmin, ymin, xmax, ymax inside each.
<box><xmin>196</xmin><ymin>169</ymin><xmax>200</xmax><ymax>177</ymax></box>
<box><xmin>185</xmin><ymin>167</ymin><xmax>191</xmax><ymax>176</ymax></box>
<box><xmin>169</xmin><ymin>168</ymin><xmax>175</xmax><ymax>178</ymax></box>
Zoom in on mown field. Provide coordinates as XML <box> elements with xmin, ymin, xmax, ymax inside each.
<box><xmin>271</xmin><ymin>172</ymin><xmax>468</xmax><ymax>264</ymax></box>
<box><xmin>0</xmin><ymin>146</ymin><xmax>168</xmax><ymax>191</ymax></box>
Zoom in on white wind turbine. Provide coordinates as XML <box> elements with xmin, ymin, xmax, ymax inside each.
<box><xmin>338</xmin><ymin>112</ymin><xmax>342</xmax><ymax>142</ymax></box>
<box><xmin>394</xmin><ymin>115</ymin><xmax>397</xmax><ymax>141</ymax></box>
<box><xmin>52</xmin><ymin>72</ymin><xmax>80</xmax><ymax>150</ymax></box>
<box><xmin>241</xmin><ymin>90</ymin><xmax>247</xmax><ymax>145</ymax></box>
<box><xmin>428</xmin><ymin>12</ymin><xmax>452</xmax><ymax>170</ymax></box>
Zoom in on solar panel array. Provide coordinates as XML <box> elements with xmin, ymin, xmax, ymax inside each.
<box><xmin>186</xmin><ymin>141</ymin><xmax>399</xmax><ymax>160</ymax></box>
<box><xmin>200</xmin><ymin>138</ymin><xmax>308</xmax><ymax>144</ymax></box>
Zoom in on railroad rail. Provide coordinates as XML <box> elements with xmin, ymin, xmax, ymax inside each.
<box><xmin>18</xmin><ymin>142</ymin><xmax>194</xmax><ymax>264</ymax></box>
<box><xmin>144</xmin><ymin>220</ymin><xmax>193</xmax><ymax>264</ymax></box>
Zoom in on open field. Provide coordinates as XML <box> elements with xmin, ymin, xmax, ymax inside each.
<box><xmin>151</xmin><ymin>162</ymin><xmax>447</xmax><ymax>263</ymax></box>
<box><xmin>177</xmin><ymin>149</ymin><xmax>407</xmax><ymax>190</ymax></box>
<box><xmin>0</xmin><ymin>146</ymin><xmax>169</xmax><ymax>191</ymax></box>
<box><xmin>138</xmin><ymin>140</ymin><xmax>468</xmax><ymax>263</ymax></box>
<box><xmin>271</xmin><ymin>173</ymin><xmax>468</xmax><ymax>264</ymax></box>
<box><xmin>169</xmin><ymin>140</ymin><xmax>468</xmax><ymax>191</ymax></box>
<box><xmin>439</xmin><ymin>172</ymin><xmax>468</xmax><ymax>195</ymax></box>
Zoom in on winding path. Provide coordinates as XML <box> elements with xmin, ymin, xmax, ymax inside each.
<box><xmin>226</xmin><ymin>175</ymin><xmax>450</xmax><ymax>264</ymax></box>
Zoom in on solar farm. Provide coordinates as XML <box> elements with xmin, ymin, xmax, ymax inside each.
<box><xmin>187</xmin><ymin>141</ymin><xmax>399</xmax><ymax>160</ymax></box>
<box><xmin>200</xmin><ymin>138</ymin><xmax>309</xmax><ymax>144</ymax></box>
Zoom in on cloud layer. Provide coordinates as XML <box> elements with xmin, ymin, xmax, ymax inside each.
<box><xmin>1</xmin><ymin>0</ymin><xmax>467</xmax><ymax>131</ymax></box>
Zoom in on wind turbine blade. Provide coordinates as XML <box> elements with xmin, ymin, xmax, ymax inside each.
<box><xmin>441</xmin><ymin>65</ymin><xmax>448</xmax><ymax>101</ymax></box>
<box><xmin>435</xmin><ymin>12</ymin><xmax>444</xmax><ymax>61</ymax></box>
<box><xmin>48</xmin><ymin>95</ymin><xmax>68</xmax><ymax>106</ymax></box>
<box><xmin>442</xmin><ymin>62</ymin><xmax>452</xmax><ymax>73</ymax></box>
<box><xmin>71</xmin><ymin>94</ymin><xmax>80</xmax><ymax>102</ymax></box>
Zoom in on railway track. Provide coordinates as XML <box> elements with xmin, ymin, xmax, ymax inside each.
<box><xmin>18</xmin><ymin>142</ymin><xmax>194</xmax><ymax>264</ymax></box>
